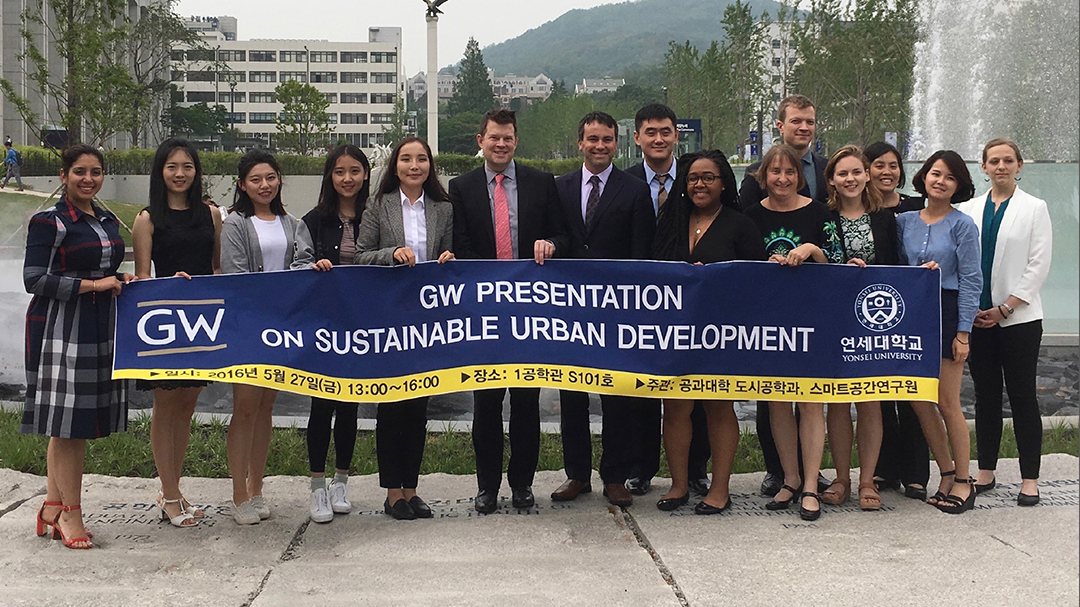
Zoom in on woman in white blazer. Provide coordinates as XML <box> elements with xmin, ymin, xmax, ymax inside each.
<box><xmin>958</xmin><ymin>138</ymin><xmax>1052</xmax><ymax>506</ymax></box>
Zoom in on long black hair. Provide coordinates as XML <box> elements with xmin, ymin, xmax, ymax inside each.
<box><xmin>148</xmin><ymin>138</ymin><xmax>209</xmax><ymax>228</ymax></box>
<box><xmin>375</xmin><ymin>137</ymin><xmax>448</xmax><ymax>202</ymax></box>
<box><xmin>231</xmin><ymin>148</ymin><xmax>286</xmax><ymax>217</ymax></box>
<box><xmin>317</xmin><ymin>144</ymin><xmax>371</xmax><ymax>216</ymax></box>
<box><xmin>653</xmin><ymin>149</ymin><xmax>737</xmax><ymax>261</ymax></box>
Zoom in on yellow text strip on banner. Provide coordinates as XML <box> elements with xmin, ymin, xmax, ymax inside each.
<box><xmin>114</xmin><ymin>364</ymin><xmax>939</xmax><ymax>404</ymax></box>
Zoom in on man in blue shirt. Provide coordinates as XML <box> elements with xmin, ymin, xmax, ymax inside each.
<box><xmin>738</xmin><ymin>94</ymin><xmax>827</xmax><ymax>208</ymax></box>
<box><xmin>2</xmin><ymin>141</ymin><xmax>24</xmax><ymax>191</ymax></box>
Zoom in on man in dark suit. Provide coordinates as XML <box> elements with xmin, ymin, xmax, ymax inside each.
<box><xmin>625</xmin><ymin>103</ymin><xmax>711</xmax><ymax>498</ymax></box>
<box><xmin>737</xmin><ymin>93</ymin><xmax>830</xmax><ymax>497</ymax></box>
<box><xmin>550</xmin><ymin>111</ymin><xmax>655</xmax><ymax>508</ymax></box>
<box><xmin>737</xmin><ymin>94</ymin><xmax>828</xmax><ymax>210</ymax></box>
<box><xmin>449</xmin><ymin>109</ymin><xmax>569</xmax><ymax>514</ymax></box>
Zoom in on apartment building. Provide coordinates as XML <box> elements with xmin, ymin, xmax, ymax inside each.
<box><xmin>177</xmin><ymin>18</ymin><xmax>404</xmax><ymax>152</ymax></box>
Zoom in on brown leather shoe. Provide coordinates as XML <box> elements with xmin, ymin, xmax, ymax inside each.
<box><xmin>550</xmin><ymin>479</ymin><xmax>592</xmax><ymax>501</ymax></box>
<box><xmin>603</xmin><ymin>483</ymin><xmax>633</xmax><ymax>507</ymax></box>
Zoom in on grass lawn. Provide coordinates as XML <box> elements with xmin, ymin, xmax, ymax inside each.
<box><xmin>0</xmin><ymin>409</ymin><xmax>1075</xmax><ymax>480</ymax></box>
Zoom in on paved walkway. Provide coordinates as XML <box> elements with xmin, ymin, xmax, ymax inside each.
<box><xmin>0</xmin><ymin>455</ymin><xmax>1076</xmax><ymax>606</ymax></box>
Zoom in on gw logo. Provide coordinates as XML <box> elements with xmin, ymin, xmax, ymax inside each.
<box><xmin>854</xmin><ymin>284</ymin><xmax>904</xmax><ymax>332</ymax></box>
<box><xmin>136</xmin><ymin>299</ymin><xmax>228</xmax><ymax>357</ymax></box>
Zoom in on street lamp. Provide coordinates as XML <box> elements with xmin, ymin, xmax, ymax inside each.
<box><xmin>662</xmin><ymin>85</ymin><xmax>668</xmax><ymax>106</ymax></box>
<box><xmin>228</xmin><ymin>79</ymin><xmax>237</xmax><ymax>150</ymax></box>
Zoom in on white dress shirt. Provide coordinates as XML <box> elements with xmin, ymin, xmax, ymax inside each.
<box><xmin>400</xmin><ymin>189</ymin><xmax>428</xmax><ymax>263</ymax></box>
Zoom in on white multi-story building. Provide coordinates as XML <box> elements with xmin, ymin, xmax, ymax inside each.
<box><xmin>573</xmin><ymin>78</ymin><xmax>624</xmax><ymax>95</ymax></box>
<box><xmin>407</xmin><ymin>70</ymin><xmax>553</xmax><ymax>108</ymax></box>
<box><xmin>176</xmin><ymin>18</ymin><xmax>404</xmax><ymax>152</ymax></box>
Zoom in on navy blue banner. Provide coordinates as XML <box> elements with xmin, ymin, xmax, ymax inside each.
<box><xmin>113</xmin><ymin>260</ymin><xmax>941</xmax><ymax>403</ymax></box>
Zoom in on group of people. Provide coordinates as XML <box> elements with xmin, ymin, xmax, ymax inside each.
<box><xmin>21</xmin><ymin>94</ymin><xmax>1052</xmax><ymax>547</ymax></box>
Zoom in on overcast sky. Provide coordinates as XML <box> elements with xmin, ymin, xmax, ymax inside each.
<box><xmin>175</xmin><ymin>0</ymin><xmax>618</xmax><ymax>76</ymax></box>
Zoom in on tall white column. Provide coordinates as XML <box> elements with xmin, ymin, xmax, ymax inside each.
<box><xmin>426</xmin><ymin>14</ymin><xmax>439</xmax><ymax>156</ymax></box>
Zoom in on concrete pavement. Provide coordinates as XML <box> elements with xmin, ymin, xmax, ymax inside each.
<box><xmin>0</xmin><ymin>455</ymin><xmax>1076</xmax><ymax>607</ymax></box>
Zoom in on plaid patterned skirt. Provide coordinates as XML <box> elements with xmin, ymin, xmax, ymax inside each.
<box><xmin>21</xmin><ymin>291</ymin><xmax>127</xmax><ymax>439</ymax></box>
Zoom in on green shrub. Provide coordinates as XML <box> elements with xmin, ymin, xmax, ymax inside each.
<box><xmin>434</xmin><ymin>153</ymin><xmax>483</xmax><ymax>176</ymax></box>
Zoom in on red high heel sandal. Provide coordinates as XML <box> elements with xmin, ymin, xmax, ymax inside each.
<box><xmin>53</xmin><ymin>505</ymin><xmax>93</xmax><ymax>549</ymax></box>
<box><xmin>36</xmin><ymin>500</ymin><xmax>92</xmax><ymax>540</ymax></box>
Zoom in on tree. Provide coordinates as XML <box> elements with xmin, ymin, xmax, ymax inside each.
<box><xmin>162</xmin><ymin>102</ymin><xmax>227</xmax><ymax>137</ymax></box>
<box><xmin>790</xmin><ymin>0</ymin><xmax>918</xmax><ymax>152</ymax></box>
<box><xmin>718</xmin><ymin>1</ymin><xmax>770</xmax><ymax>156</ymax></box>
<box><xmin>447</xmin><ymin>38</ymin><xmax>497</xmax><ymax>117</ymax></box>
<box><xmin>381</xmin><ymin>97</ymin><xmax>411</xmax><ymax>148</ymax></box>
<box><xmin>123</xmin><ymin>0</ymin><xmax>209</xmax><ymax>148</ymax></box>
<box><xmin>0</xmin><ymin>0</ymin><xmax>133</xmax><ymax>147</ymax></box>
<box><xmin>274</xmin><ymin>79</ymin><xmax>333</xmax><ymax>155</ymax></box>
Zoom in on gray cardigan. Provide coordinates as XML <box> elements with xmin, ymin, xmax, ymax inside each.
<box><xmin>355</xmin><ymin>191</ymin><xmax>454</xmax><ymax>265</ymax></box>
<box><xmin>221</xmin><ymin>212</ymin><xmax>316</xmax><ymax>273</ymax></box>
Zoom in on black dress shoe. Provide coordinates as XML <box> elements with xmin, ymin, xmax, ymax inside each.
<box><xmin>760</xmin><ymin>472</ymin><xmax>782</xmax><ymax>497</ymax></box>
<box><xmin>688</xmin><ymin>477</ymin><xmax>711</xmax><ymax>496</ymax></box>
<box><xmin>765</xmin><ymin>485</ymin><xmax>800</xmax><ymax>511</ymax></box>
<box><xmin>656</xmin><ymin>493</ymin><xmax>689</xmax><ymax>511</ymax></box>
<box><xmin>694</xmin><ymin>498</ymin><xmax>731</xmax><ymax>515</ymax></box>
<box><xmin>384</xmin><ymin>498</ymin><xmax>416</xmax><ymax>520</ymax></box>
<box><xmin>511</xmin><ymin>487</ymin><xmax>535</xmax><ymax>509</ymax></box>
<box><xmin>799</xmin><ymin>492</ymin><xmax>822</xmax><ymax>521</ymax></box>
<box><xmin>409</xmin><ymin>496</ymin><xmax>433</xmax><ymax>518</ymax></box>
<box><xmin>474</xmin><ymin>488</ymin><xmax>499</xmax><ymax>513</ymax></box>
<box><xmin>625</xmin><ymin>477</ymin><xmax>651</xmax><ymax>496</ymax></box>
<box><xmin>903</xmin><ymin>483</ymin><xmax>928</xmax><ymax>501</ymax></box>
<box><xmin>1017</xmin><ymin>492</ymin><xmax>1040</xmax><ymax>506</ymax></box>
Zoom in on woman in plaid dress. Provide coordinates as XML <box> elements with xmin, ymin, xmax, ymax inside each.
<box><xmin>22</xmin><ymin>145</ymin><xmax>134</xmax><ymax>548</ymax></box>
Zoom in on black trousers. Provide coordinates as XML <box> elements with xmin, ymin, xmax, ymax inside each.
<box><xmin>306</xmin><ymin>397</ymin><xmax>359</xmax><ymax>473</ymax></box>
<box><xmin>559</xmin><ymin>390</ymin><xmax>654</xmax><ymax>484</ymax></box>
<box><xmin>628</xmin><ymin>398</ymin><xmax>662</xmax><ymax>482</ymax></box>
<box><xmin>376</xmin><ymin>397</ymin><xmax>428</xmax><ymax>489</ymax></box>
<box><xmin>472</xmin><ymin>387</ymin><xmax>541</xmax><ymax>490</ymax></box>
<box><xmin>971</xmin><ymin>320</ymin><xmax>1043</xmax><ymax>479</ymax></box>
<box><xmin>876</xmin><ymin>401</ymin><xmax>930</xmax><ymax>487</ymax></box>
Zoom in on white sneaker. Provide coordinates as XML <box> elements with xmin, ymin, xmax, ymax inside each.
<box><xmin>309</xmin><ymin>488</ymin><xmax>334</xmax><ymax>523</ymax></box>
<box><xmin>230</xmin><ymin>500</ymin><xmax>260</xmax><ymax>525</ymax></box>
<box><xmin>328</xmin><ymin>481</ymin><xmax>352</xmax><ymax>514</ymax></box>
<box><xmin>250</xmin><ymin>495</ymin><xmax>271</xmax><ymax>520</ymax></box>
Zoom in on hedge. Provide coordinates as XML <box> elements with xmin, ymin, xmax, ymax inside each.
<box><xmin>15</xmin><ymin>146</ymin><xmax>584</xmax><ymax>178</ymax></box>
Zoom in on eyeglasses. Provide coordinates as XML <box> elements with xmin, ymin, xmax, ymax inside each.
<box><xmin>686</xmin><ymin>173</ymin><xmax>719</xmax><ymax>185</ymax></box>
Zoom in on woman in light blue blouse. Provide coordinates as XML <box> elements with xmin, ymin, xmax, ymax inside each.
<box><xmin>896</xmin><ymin>150</ymin><xmax>981</xmax><ymax>514</ymax></box>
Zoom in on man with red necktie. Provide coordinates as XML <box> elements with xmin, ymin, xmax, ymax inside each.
<box><xmin>449</xmin><ymin>108</ymin><xmax>569</xmax><ymax>514</ymax></box>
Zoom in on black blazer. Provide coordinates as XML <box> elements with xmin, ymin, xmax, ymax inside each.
<box><xmin>625</xmin><ymin>162</ymin><xmax>648</xmax><ymax>181</ymax></box>
<box><xmin>448</xmin><ymin>162</ymin><xmax>569</xmax><ymax>259</ymax></box>
<box><xmin>832</xmin><ymin>208</ymin><xmax>900</xmax><ymax>265</ymax></box>
<box><xmin>555</xmin><ymin>165</ymin><xmax>655</xmax><ymax>259</ymax></box>
<box><xmin>738</xmin><ymin>150</ymin><xmax>829</xmax><ymax>211</ymax></box>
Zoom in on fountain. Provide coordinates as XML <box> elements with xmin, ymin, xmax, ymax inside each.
<box><xmin>908</xmin><ymin>0</ymin><xmax>1079</xmax><ymax>161</ymax></box>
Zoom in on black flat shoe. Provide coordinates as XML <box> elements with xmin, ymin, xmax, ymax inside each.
<box><xmin>688</xmin><ymin>477</ymin><xmax>711</xmax><ymax>496</ymax></box>
<box><xmin>935</xmin><ymin>477</ymin><xmax>976</xmax><ymax>514</ymax></box>
<box><xmin>973</xmin><ymin>477</ymin><xmax>996</xmax><ymax>494</ymax></box>
<box><xmin>626</xmin><ymin>477</ymin><xmax>651</xmax><ymax>496</ymax></box>
<box><xmin>799</xmin><ymin>492</ymin><xmax>821</xmax><ymax>521</ymax></box>
<box><xmin>1017</xmin><ymin>492</ymin><xmax>1040</xmax><ymax>507</ymax></box>
<box><xmin>903</xmin><ymin>484</ymin><xmax>928</xmax><ymax>501</ymax></box>
<box><xmin>511</xmin><ymin>487</ymin><xmax>535</xmax><ymax>509</ymax></box>
<box><xmin>816</xmin><ymin>473</ymin><xmax>831</xmax><ymax>494</ymax></box>
<box><xmin>656</xmin><ymin>493</ymin><xmax>689</xmax><ymax>511</ymax></box>
<box><xmin>694</xmin><ymin>498</ymin><xmax>731</xmax><ymax>515</ymax></box>
<box><xmin>765</xmin><ymin>484</ymin><xmax>800</xmax><ymax>511</ymax></box>
<box><xmin>384</xmin><ymin>498</ymin><xmax>416</xmax><ymax>520</ymax></box>
<box><xmin>409</xmin><ymin>496</ymin><xmax>433</xmax><ymax>518</ymax></box>
<box><xmin>760</xmin><ymin>472</ymin><xmax>782</xmax><ymax>497</ymax></box>
<box><xmin>474</xmin><ymin>489</ymin><xmax>498</xmax><ymax>514</ymax></box>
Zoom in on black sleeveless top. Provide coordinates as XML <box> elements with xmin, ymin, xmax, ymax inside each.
<box><xmin>150</xmin><ymin>207</ymin><xmax>215</xmax><ymax>277</ymax></box>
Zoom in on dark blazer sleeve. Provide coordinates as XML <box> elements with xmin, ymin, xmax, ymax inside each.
<box><xmin>870</xmin><ymin>209</ymin><xmax>899</xmax><ymax>265</ymax></box>
<box><xmin>812</xmin><ymin>152</ymin><xmax>829</xmax><ymax>204</ymax></box>
<box><xmin>628</xmin><ymin>176</ymin><xmax>656</xmax><ymax>259</ymax></box>
<box><xmin>626</xmin><ymin>163</ymin><xmax>646</xmax><ymax>181</ymax></box>
<box><xmin>448</xmin><ymin>173</ymin><xmax>481</xmax><ymax>260</ymax></box>
<box><xmin>737</xmin><ymin>162</ymin><xmax>762</xmax><ymax>212</ymax></box>
<box><xmin>535</xmin><ymin>169</ymin><xmax>571</xmax><ymax>258</ymax></box>
<box><xmin>735</xmin><ymin>214</ymin><xmax>768</xmax><ymax>261</ymax></box>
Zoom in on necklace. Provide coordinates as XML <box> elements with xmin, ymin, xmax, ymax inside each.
<box><xmin>692</xmin><ymin>206</ymin><xmax>722</xmax><ymax>235</ymax></box>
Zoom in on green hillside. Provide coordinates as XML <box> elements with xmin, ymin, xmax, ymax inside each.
<box><xmin>481</xmin><ymin>0</ymin><xmax>785</xmax><ymax>83</ymax></box>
